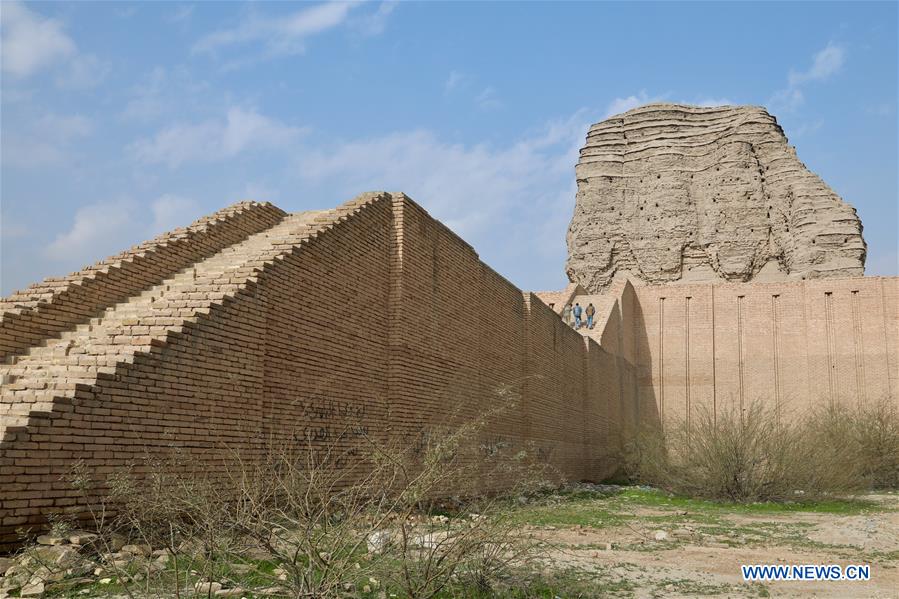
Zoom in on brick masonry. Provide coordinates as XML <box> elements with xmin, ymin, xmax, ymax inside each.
<box><xmin>571</xmin><ymin>277</ymin><xmax>898</xmax><ymax>427</ymax></box>
<box><xmin>0</xmin><ymin>193</ymin><xmax>639</xmax><ymax>549</ymax></box>
<box><xmin>1</xmin><ymin>192</ymin><xmax>895</xmax><ymax>549</ymax></box>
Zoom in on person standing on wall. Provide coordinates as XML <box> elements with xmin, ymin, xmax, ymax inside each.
<box><xmin>586</xmin><ymin>302</ymin><xmax>596</xmax><ymax>329</ymax></box>
<box><xmin>562</xmin><ymin>303</ymin><xmax>573</xmax><ymax>327</ymax></box>
<box><xmin>573</xmin><ymin>302</ymin><xmax>583</xmax><ymax>329</ymax></box>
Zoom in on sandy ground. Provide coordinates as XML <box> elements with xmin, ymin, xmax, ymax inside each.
<box><xmin>534</xmin><ymin>494</ymin><xmax>899</xmax><ymax>598</ymax></box>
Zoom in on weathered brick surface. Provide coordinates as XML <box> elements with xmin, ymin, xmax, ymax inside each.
<box><xmin>0</xmin><ymin>193</ymin><xmax>636</xmax><ymax>549</ymax></box>
<box><xmin>0</xmin><ymin>202</ymin><xmax>286</xmax><ymax>361</ymax></box>
<box><xmin>573</xmin><ymin>277</ymin><xmax>898</xmax><ymax>427</ymax></box>
<box><xmin>4</xmin><ymin>189</ymin><xmax>892</xmax><ymax>551</ymax></box>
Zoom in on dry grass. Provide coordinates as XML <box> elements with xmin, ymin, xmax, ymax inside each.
<box><xmin>806</xmin><ymin>399</ymin><xmax>899</xmax><ymax>490</ymax></box>
<box><xmin>53</xmin><ymin>385</ymin><xmax>560</xmax><ymax>598</ymax></box>
<box><xmin>624</xmin><ymin>398</ymin><xmax>899</xmax><ymax>503</ymax></box>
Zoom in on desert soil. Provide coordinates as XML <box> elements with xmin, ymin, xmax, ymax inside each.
<box><xmin>522</xmin><ymin>489</ymin><xmax>899</xmax><ymax>598</ymax></box>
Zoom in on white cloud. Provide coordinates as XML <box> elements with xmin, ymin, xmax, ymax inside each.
<box><xmin>770</xmin><ymin>42</ymin><xmax>847</xmax><ymax>113</ymax></box>
<box><xmin>45</xmin><ymin>200</ymin><xmax>135</xmax><ymax>262</ymax></box>
<box><xmin>296</xmin><ymin>110</ymin><xmax>589</xmax><ymax>268</ymax></box>
<box><xmin>121</xmin><ymin>66</ymin><xmax>210</xmax><ymax>122</ymax></box>
<box><xmin>788</xmin><ymin>42</ymin><xmax>846</xmax><ymax>86</ymax></box>
<box><xmin>864</xmin><ymin>101</ymin><xmax>895</xmax><ymax>117</ymax></box>
<box><xmin>40</xmin><ymin>113</ymin><xmax>93</xmax><ymax>138</ymax></box>
<box><xmin>56</xmin><ymin>53</ymin><xmax>110</xmax><ymax>90</ymax></box>
<box><xmin>692</xmin><ymin>97</ymin><xmax>733</xmax><ymax>107</ymax></box>
<box><xmin>193</xmin><ymin>1</ymin><xmax>358</xmax><ymax>60</ymax></box>
<box><xmin>150</xmin><ymin>194</ymin><xmax>203</xmax><ymax>235</ymax></box>
<box><xmin>44</xmin><ymin>194</ymin><xmax>204</xmax><ymax>265</ymax></box>
<box><xmin>0</xmin><ymin>0</ymin><xmax>75</xmax><ymax>77</ymax></box>
<box><xmin>168</xmin><ymin>4</ymin><xmax>195</xmax><ymax>25</ymax></box>
<box><xmin>444</xmin><ymin>72</ymin><xmax>503</xmax><ymax>110</ymax></box>
<box><xmin>3</xmin><ymin>113</ymin><xmax>93</xmax><ymax>168</ymax></box>
<box><xmin>602</xmin><ymin>92</ymin><xmax>732</xmax><ymax>117</ymax></box>
<box><xmin>603</xmin><ymin>91</ymin><xmax>667</xmax><ymax>118</ymax></box>
<box><xmin>770</xmin><ymin>87</ymin><xmax>805</xmax><ymax>112</ymax></box>
<box><xmin>121</xmin><ymin>66</ymin><xmax>171</xmax><ymax>120</ymax></box>
<box><xmin>352</xmin><ymin>0</ymin><xmax>398</xmax><ymax>37</ymax></box>
<box><xmin>475</xmin><ymin>86</ymin><xmax>502</xmax><ymax>110</ymax></box>
<box><xmin>444</xmin><ymin>70</ymin><xmax>467</xmax><ymax>93</ymax></box>
<box><xmin>129</xmin><ymin>107</ymin><xmax>303</xmax><ymax>168</ymax></box>
<box><xmin>787</xmin><ymin>120</ymin><xmax>824</xmax><ymax>139</ymax></box>
<box><xmin>114</xmin><ymin>4</ymin><xmax>138</xmax><ymax>19</ymax></box>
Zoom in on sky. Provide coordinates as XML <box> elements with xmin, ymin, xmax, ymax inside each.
<box><xmin>1</xmin><ymin>1</ymin><xmax>896</xmax><ymax>296</ymax></box>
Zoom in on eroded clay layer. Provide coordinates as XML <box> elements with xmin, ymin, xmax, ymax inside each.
<box><xmin>566</xmin><ymin>103</ymin><xmax>866</xmax><ymax>292</ymax></box>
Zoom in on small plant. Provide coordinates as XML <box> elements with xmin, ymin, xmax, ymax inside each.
<box><xmin>45</xmin><ymin>513</ymin><xmax>76</xmax><ymax>540</ymax></box>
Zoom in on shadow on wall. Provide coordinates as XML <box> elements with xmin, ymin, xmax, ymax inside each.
<box><xmin>585</xmin><ymin>278</ymin><xmax>662</xmax><ymax>466</ymax></box>
<box><xmin>631</xmin><ymin>284</ymin><xmax>663</xmax><ymax>434</ymax></box>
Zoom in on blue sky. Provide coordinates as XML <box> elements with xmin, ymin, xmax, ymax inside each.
<box><xmin>1</xmin><ymin>1</ymin><xmax>896</xmax><ymax>296</ymax></box>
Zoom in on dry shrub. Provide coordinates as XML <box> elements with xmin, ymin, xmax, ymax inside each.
<box><xmin>64</xmin><ymin>385</ymin><xmax>556</xmax><ymax>598</ymax></box>
<box><xmin>625</xmin><ymin>398</ymin><xmax>899</xmax><ymax>503</ymax></box>
<box><xmin>805</xmin><ymin>398</ymin><xmax>899</xmax><ymax>490</ymax></box>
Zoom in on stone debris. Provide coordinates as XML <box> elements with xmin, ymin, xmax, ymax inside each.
<box><xmin>367</xmin><ymin>530</ymin><xmax>393</xmax><ymax>554</ymax></box>
<box><xmin>120</xmin><ymin>543</ymin><xmax>152</xmax><ymax>557</ymax></box>
<box><xmin>34</xmin><ymin>545</ymin><xmax>79</xmax><ymax>568</ymax></box>
<box><xmin>0</xmin><ymin>538</ymin><xmax>181</xmax><ymax>598</ymax></box>
<box><xmin>195</xmin><ymin>580</ymin><xmax>223</xmax><ymax>594</ymax></box>
<box><xmin>18</xmin><ymin>581</ymin><xmax>44</xmax><ymax>597</ymax></box>
<box><xmin>567</xmin><ymin>103</ymin><xmax>866</xmax><ymax>292</ymax></box>
<box><xmin>67</xmin><ymin>533</ymin><xmax>98</xmax><ymax>546</ymax></box>
<box><xmin>412</xmin><ymin>531</ymin><xmax>448</xmax><ymax>549</ymax></box>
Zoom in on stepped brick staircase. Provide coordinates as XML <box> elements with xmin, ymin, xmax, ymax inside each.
<box><xmin>0</xmin><ymin>191</ymin><xmax>397</xmax><ymax>549</ymax></box>
<box><xmin>0</xmin><ymin>207</ymin><xmax>334</xmax><ymax>445</ymax></box>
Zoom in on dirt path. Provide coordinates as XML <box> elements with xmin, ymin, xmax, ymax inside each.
<box><xmin>524</xmin><ymin>491</ymin><xmax>899</xmax><ymax>597</ymax></box>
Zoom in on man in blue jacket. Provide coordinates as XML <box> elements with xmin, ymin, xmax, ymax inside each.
<box><xmin>573</xmin><ymin>302</ymin><xmax>583</xmax><ymax>329</ymax></box>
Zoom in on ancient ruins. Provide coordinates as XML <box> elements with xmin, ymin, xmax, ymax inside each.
<box><xmin>566</xmin><ymin>104</ymin><xmax>866</xmax><ymax>293</ymax></box>
<box><xmin>0</xmin><ymin>104</ymin><xmax>896</xmax><ymax>549</ymax></box>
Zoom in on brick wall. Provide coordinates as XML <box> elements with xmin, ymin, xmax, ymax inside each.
<box><xmin>629</xmin><ymin>278</ymin><xmax>898</xmax><ymax>426</ymax></box>
<box><xmin>0</xmin><ymin>193</ymin><xmax>634</xmax><ymax>549</ymax></box>
<box><xmin>0</xmin><ymin>202</ymin><xmax>286</xmax><ymax>361</ymax></box>
<box><xmin>2</xmin><ymin>190</ymin><xmax>895</xmax><ymax>551</ymax></box>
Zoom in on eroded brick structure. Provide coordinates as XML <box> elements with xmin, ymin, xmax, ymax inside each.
<box><xmin>561</xmin><ymin>103</ymin><xmax>896</xmax><ymax>428</ymax></box>
<box><xmin>0</xmin><ymin>193</ymin><xmax>640</xmax><ymax>549</ymax></box>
